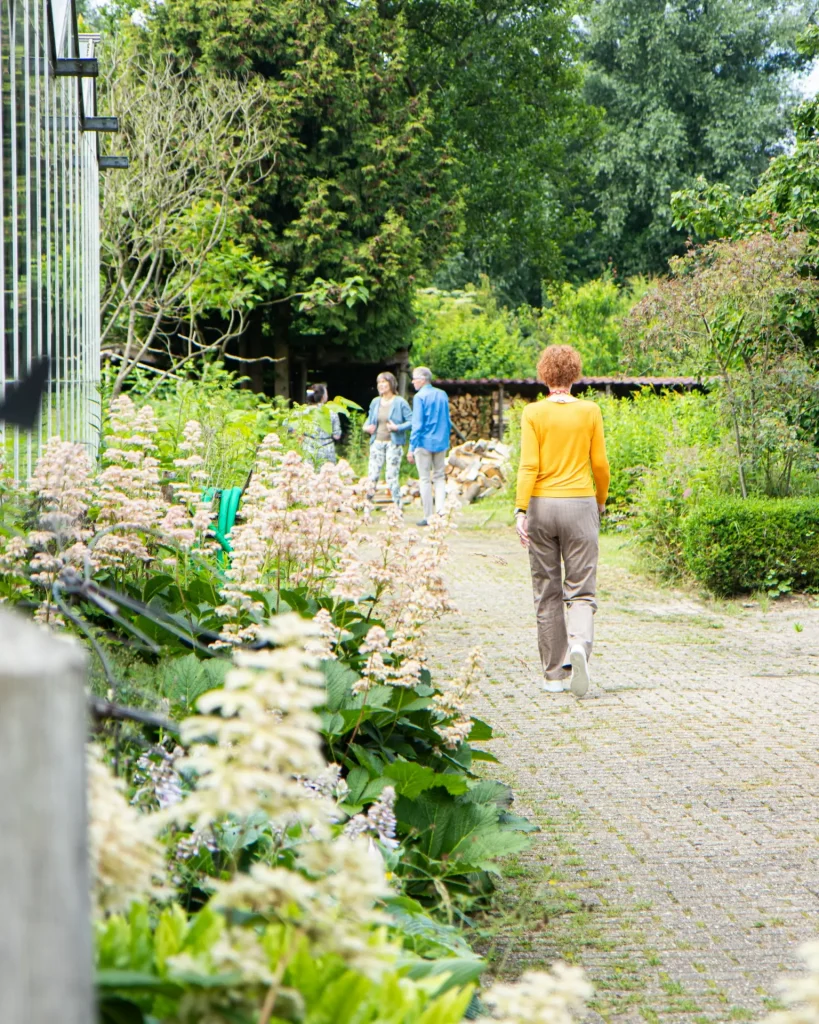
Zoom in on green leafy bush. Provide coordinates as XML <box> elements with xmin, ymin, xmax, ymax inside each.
<box><xmin>593</xmin><ymin>388</ymin><xmax>724</xmax><ymax>516</ymax></box>
<box><xmin>682</xmin><ymin>496</ymin><xmax>819</xmax><ymax>595</ymax></box>
<box><xmin>410</xmin><ymin>284</ymin><xmax>538</xmax><ymax>378</ymax></box>
<box><xmin>541</xmin><ymin>275</ymin><xmax>651</xmax><ymax>376</ymax></box>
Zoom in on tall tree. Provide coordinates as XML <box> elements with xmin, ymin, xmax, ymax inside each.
<box><xmin>141</xmin><ymin>0</ymin><xmax>457</xmax><ymax>391</ymax></box>
<box><xmin>391</xmin><ymin>0</ymin><xmax>600</xmax><ymax>305</ymax></box>
<box><xmin>580</xmin><ymin>0</ymin><xmax>814</xmax><ymax>278</ymax></box>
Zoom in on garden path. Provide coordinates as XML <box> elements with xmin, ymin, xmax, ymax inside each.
<box><xmin>425</xmin><ymin>510</ymin><xmax>819</xmax><ymax>1024</ymax></box>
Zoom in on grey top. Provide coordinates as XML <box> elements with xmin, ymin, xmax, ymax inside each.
<box><xmin>375</xmin><ymin>398</ymin><xmax>394</xmax><ymax>441</ymax></box>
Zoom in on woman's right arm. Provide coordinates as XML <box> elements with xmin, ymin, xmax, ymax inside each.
<box><xmin>364</xmin><ymin>397</ymin><xmax>377</xmax><ymax>435</ymax></box>
<box><xmin>514</xmin><ymin>409</ymin><xmax>539</xmax><ymax>513</ymax></box>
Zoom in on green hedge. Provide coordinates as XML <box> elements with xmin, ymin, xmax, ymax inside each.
<box><xmin>682</xmin><ymin>497</ymin><xmax>819</xmax><ymax>596</ymax></box>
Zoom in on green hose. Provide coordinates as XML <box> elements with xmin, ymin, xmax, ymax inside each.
<box><xmin>202</xmin><ymin>486</ymin><xmax>244</xmax><ymax>557</ymax></box>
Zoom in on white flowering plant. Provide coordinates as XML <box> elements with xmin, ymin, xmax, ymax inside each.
<box><xmin>92</xmin><ymin>615</ymin><xmax>488</xmax><ymax>1024</ymax></box>
<box><xmin>0</xmin><ymin>389</ymin><xmax>537</xmax><ymax>1016</ymax></box>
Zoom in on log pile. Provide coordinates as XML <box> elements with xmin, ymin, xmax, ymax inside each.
<box><xmin>445</xmin><ymin>439</ymin><xmax>511</xmax><ymax>503</ymax></box>
<box><xmin>365</xmin><ymin>438</ymin><xmax>512</xmax><ymax>508</ymax></box>
<box><xmin>448</xmin><ymin>393</ymin><xmax>491</xmax><ymax>445</ymax></box>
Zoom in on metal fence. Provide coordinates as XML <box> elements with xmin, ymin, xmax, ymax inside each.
<box><xmin>1</xmin><ymin>0</ymin><xmax>104</xmax><ymax>480</ymax></box>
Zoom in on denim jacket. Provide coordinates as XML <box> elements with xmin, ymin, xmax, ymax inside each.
<box><xmin>366</xmin><ymin>395</ymin><xmax>412</xmax><ymax>445</ymax></box>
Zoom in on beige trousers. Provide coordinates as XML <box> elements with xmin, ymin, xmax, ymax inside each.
<box><xmin>527</xmin><ymin>496</ymin><xmax>599</xmax><ymax>680</ymax></box>
<box><xmin>415</xmin><ymin>448</ymin><xmax>447</xmax><ymax>519</ymax></box>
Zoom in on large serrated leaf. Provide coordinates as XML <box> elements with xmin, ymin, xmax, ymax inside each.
<box><xmin>160</xmin><ymin>655</ymin><xmax>219</xmax><ymax>711</ymax></box>
<box><xmin>385</xmin><ymin>761</ymin><xmax>468</xmax><ymax>799</ymax></box>
<box><xmin>396</xmin><ymin>790</ymin><xmax>529</xmax><ymax>865</ymax></box>
<box><xmin>461</xmin><ymin>780</ymin><xmax>513</xmax><ymax>808</ymax></box>
<box><xmin>321</xmin><ymin>660</ymin><xmax>360</xmax><ymax>711</ymax></box>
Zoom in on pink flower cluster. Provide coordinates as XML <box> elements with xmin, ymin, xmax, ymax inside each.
<box><xmin>217</xmin><ymin>434</ymin><xmax>363</xmax><ymax>644</ymax></box>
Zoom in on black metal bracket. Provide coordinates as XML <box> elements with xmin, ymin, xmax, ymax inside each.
<box><xmin>84</xmin><ymin>116</ymin><xmax>119</xmax><ymax>133</ymax></box>
<box><xmin>99</xmin><ymin>156</ymin><xmax>130</xmax><ymax>169</ymax></box>
<box><xmin>55</xmin><ymin>57</ymin><xmax>99</xmax><ymax>77</ymax></box>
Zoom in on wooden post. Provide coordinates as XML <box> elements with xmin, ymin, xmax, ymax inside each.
<box><xmin>0</xmin><ymin>612</ymin><xmax>92</xmax><ymax>1023</ymax></box>
<box><xmin>273</xmin><ymin>341</ymin><xmax>290</xmax><ymax>400</ymax></box>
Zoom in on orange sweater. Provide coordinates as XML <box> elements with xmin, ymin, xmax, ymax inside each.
<box><xmin>515</xmin><ymin>399</ymin><xmax>610</xmax><ymax>511</ymax></box>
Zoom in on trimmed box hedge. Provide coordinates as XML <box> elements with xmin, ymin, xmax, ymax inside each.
<box><xmin>681</xmin><ymin>496</ymin><xmax>819</xmax><ymax>596</ymax></box>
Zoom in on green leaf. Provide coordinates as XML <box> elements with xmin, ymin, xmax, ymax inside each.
<box><xmin>98</xmin><ymin>997</ymin><xmax>147</xmax><ymax>1024</ymax></box>
<box><xmin>182</xmin><ymin>904</ymin><xmax>223</xmax><ymax>955</ymax></box>
<box><xmin>349</xmin><ymin>743</ymin><xmax>385</xmax><ymax>777</ymax></box>
<box><xmin>469</xmin><ymin>749</ymin><xmax>500</xmax><ymax>763</ymax></box>
<box><xmin>462</xmin><ymin>780</ymin><xmax>513</xmax><ymax>808</ymax></box>
<box><xmin>384</xmin><ymin>761</ymin><xmax>468</xmax><ymax>800</ymax></box>
<box><xmin>154</xmin><ymin>905</ymin><xmax>187</xmax><ymax>973</ymax></box>
<box><xmin>346</xmin><ymin>766</ymin><xmax>370</xmax><ymax>803</ymax></box>
<box><xmin>404</xmin><ymin>956</ymin><xmax>486</xmax><ymax>994</ymax></box>
<box><xmin>320</xmin><ymin>710</ymin><xmax>346</xmax><ymax>736</ymax></box>
<box><xmin>466</xmin><ymin>718</ymin><xmax>494</xmax><ymax>742</ymax></box>
<box><xmin>95</xmin><ymin>971</ymin><xmax>183</xmax><ymax>998</ymax></box>
<box><xmin>141</xmin><ymin>574</ymin><xmax>175</xmax><ymax>604</ymax></box>
<box><xmin>160</xmin><ymin>654</ymin><xmax>220</xmax><ymax>710</ymax></box>
<box><xmin>128</xmin><ymin>904</ymin><xmax>153</xmax><ymax>973</ymax></box>
<box><xmin>321</xmin><ymin>660</ymin><xmax>360</xmax><ymax>712</ymax></box>
<box><xmin>396</xmin><ymin>790</ymin><xmax>529</xmax><ymax>866</ymax></box>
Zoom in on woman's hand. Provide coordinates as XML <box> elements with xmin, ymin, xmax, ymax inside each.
<box><xmin>515</xmin><ymin>511</ymin><xmax>529</xmax><ymax>549</ymax></box>
<box><xmin>598</xmin><ymin>503</ymin><xmax>605</xmax><ymax>517</ymax></box>
<box><xmin>364</xmin><ymin>424</ymin><xmax>376</xmax><ymax>435</ymax></box>
<box><xmin>386</xmin><ymin>421</ymin><xmax>397</xmax><ymax>432</ymax></box>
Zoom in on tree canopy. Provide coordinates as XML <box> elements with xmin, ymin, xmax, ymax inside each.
<box><xmin>145</xmin><ymin>0</ymin><xmax>458</xmax><ymax>382</ymax></box>
<box><xmin>391</xmin><ymin>0</ymin><xmax>601</xmax><ymax>305</ymax></box>
<box><xmin>580</xmin><ymin>0</ymin><xmax>814</xmax><ymax>278</ymax></box>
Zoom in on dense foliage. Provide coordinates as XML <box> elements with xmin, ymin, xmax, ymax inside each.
<box><xmin>409</xmin><ymin>285</ymin><xmax>539</xmax><ymax>379</ymax></box>
<box><xmin>0</xmin><ymin>381</ymin><xmax>598</xmax><ymax>1021</ymax></box>
<box><xmin>87</xmin><ymin>0</ymin><xmax>814</xmax><ymax>382</ymax></box>
<box><xmin>142</xmin><ymin>0</ymin><xmax>457</xmax><ymax>372</ymax></box>
<box><xmin>396</xmin><ymin>0</ymin><xmax>600</xmax><ymax>304</ymax></box>
<box><xmin>580</xmin><ymin>0</ymin><xmax>812</xmax><ymax>277</ymax></box>
<box><xmin>681</xmin><ymin>496</ymin><xmax>819</xmax><ymax>596</ymax></box>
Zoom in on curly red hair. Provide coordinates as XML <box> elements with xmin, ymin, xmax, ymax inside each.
<box><xmin>536</xmin><ymin>345</ymin><xmax>582</xmax><ymax>389</ymax></box>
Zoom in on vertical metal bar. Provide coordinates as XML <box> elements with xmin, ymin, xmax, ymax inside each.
<box><xmin>0</xmin><ymin>1</ymin><xmax>6</xmax><ymax>465</ymax></box>
<box><xmin>42</xmin><ymin>0</ymin><xmax>52</xmax><ymax>441</ymax></box>
<box><xmin>60</xmin><ymin>76</ymin><xmax>68</xmax><ymax>441</ymax></box>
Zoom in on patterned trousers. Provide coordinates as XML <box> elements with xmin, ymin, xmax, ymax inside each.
<box><xmin>368</xmin><ymin>440</ymin><xmax>403</xmax><ymax>505</ymax></box>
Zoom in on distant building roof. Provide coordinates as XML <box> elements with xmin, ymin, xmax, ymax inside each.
<box><xmin>434</xmin><ymin>376</ymin><xmax>706</xmax><ymax>395</ymax></box>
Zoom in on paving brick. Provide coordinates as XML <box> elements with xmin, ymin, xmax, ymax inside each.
<box><xmin>426</xmin><ymin>522</ymin><xmax>819</xmax><ymax>1020</ymax></box>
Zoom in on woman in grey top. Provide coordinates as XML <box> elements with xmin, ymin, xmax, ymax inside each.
<box><xmin>364</xmin><ymin>372</ymin><xmax>412</xmax><ymax>506</ymax></box>
<box><xmin>303</xmin><ymin>384</ymin><xmax>342</xmax><ymax>465</ymax></box>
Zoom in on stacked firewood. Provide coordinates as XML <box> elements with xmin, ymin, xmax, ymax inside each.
<box><xmin>365</xmin><ymin>438</ymin><xmax>512</xmax><ymax>508</ymax></box>
<box><xmin>448</xmin><ymin>393</ymin><xmax>490</xmax><ymax>444</ymax></box>
<box><xmin>445</xmin><ymin>439</ymin><xmax>511</xmax><ymax>503</ymax></box>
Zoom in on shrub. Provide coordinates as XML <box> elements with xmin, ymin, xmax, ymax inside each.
<box><xmin>682</xmin><ymin>496</ymin><xmax>819</xmax><ymax>596</ymax></box>
<box><xmin>593</xmin><ymin>388</ymin><xmax>724</xmax><ymax>516</ymax></box>
<box><xmin>410</xmin><ymin>283</ymin><xmax>538</xmax><ymax>378</ymax></box>
<box><xmin>541</xmin><ymin>275</ymin><xmax>652</xmax><ymax>376</ymax></box>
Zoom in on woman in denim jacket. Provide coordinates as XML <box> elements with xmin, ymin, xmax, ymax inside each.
<box><xmin>364</xmin><ymin>372</ymin><xmax>412</xmax><ymax>507</ymax></box>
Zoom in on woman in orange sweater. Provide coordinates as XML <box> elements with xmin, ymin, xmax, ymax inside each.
<box><xmin>514</xmin><ymin>345</ymin><xmax>610</xmax><ymax>697</ymax></box>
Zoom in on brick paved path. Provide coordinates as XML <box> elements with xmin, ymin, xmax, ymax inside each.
<box><xmin>427</xmin><ymin>516</ymin><xmax>819</xmax><ymax>1023</ymax></box>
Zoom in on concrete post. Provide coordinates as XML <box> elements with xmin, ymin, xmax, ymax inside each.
<box><xmin>0</xmin><ymin>611</ymin><xmax>92</xmax><ymax>1023</ymax></box>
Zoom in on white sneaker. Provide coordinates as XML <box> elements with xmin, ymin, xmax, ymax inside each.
<box><xmin>541</xmin><ymin>678</ymin><xmax>569</xmax><ymax>693</ymax></box>
<box><xmin>569</xmin><ymin>645</ymin><xmax>590</xmax><ymax>697</ymax></box>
